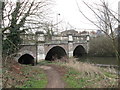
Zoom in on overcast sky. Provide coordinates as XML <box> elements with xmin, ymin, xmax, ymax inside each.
<box><xmin>52</xmin><ymin>0</ymin><xmax>120</xmax><ymax>32</ymax></box>
<box><xmin>2</xmin><ymin>0</ymin><xmax>120</xmax><ymax>32</ymax></box>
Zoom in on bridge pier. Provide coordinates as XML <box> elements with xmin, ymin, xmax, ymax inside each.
<box><xmin>37</xmin><ymin>44</ymin><xmax>45</xmax><ymax>62</ymax></box>
<box><xmin>68</xmin><ymin>42</ymin><xmax>73</xmax><ymax>57</ymax></box>
<box><xmin>86</xmin><ymin>41</ymin><xmax>89</xmax><ymax>54</ymax></box>
<box><xmin>36</xmin><ymin>32</ymin><xmax>45</xmax><ymax>62</ymax></box>
<box><xmin>68</xmin><ymin>34</ymin><xmax>74</xmax><ymax>58</ymax></box>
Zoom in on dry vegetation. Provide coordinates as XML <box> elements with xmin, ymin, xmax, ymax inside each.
<box><xmin>2</xmin><ymin>57</ymin><xmax>119</xmax><ymax>88</ymax></box>
<box><xmin>2</xmin><ymin>57</ymin><xmax>47</xmax><ymax>88</ymax></box>
<box><xmin>63</xmin><ymin>58</ymin><xmax>118</xmax><ymax>88</ymax></box>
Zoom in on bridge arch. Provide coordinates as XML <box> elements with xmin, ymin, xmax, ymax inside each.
<box><xmin>73</xmin><ymin>45</ymin><xmax>87</xmax><ymax>58</ymax></box>
<box><xmin>18</xmin><ymin>53</ymin><xmax>34</xmax><ymax>65</ymax></box>
<box><xmin>45</xmin><ymin>46</ymin><xmax>67</xmax><ymax>61</ymax></box>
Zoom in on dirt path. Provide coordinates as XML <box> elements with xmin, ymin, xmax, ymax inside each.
<box><xmin>40</xmin><ymin>65</ymin><xmax>65</xmax><ymax>88</ymax></box>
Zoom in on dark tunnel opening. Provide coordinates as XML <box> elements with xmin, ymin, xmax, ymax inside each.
<box><xmin>73</xmin><ymin>45</ymin><xmax>87</xmax><ymax>58</ymax></box>
<box><xmin>45</xmin><ymin>46</ymin><xmax>67</xmax><ymax>61</ymax></box>
<box><xmin>18</xmin><ymin>54</ymin><xmax>34</xmax><ymax>65</ymax></box>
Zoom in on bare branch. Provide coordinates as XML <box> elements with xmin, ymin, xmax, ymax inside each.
<box><xmin>75</xmin><ymin>0</ymin><xmax>112</xmax><ymax>39</ymax></box>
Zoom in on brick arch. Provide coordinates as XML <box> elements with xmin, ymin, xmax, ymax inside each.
<box><xmin>18</xmin><ymin>53</ymin><xmax>35</xmax><ymax>65</ymax></box>
<box><xmin>73</xmin><ymin>45</ymin><xmax>87</xmax><ymax>58</ymax></box>
<box><xmin>18</xmin><ymin>45</ymin><xmax>37</xmax><ymax>60</ymax></box>
<box><xmin>73</xmin><ymin>43</ymin><xmax>87</xmax><ymax>52</ymax></box>
<box><xmin>18</xmin><ymin>50</ymin><xmax>35</xmax><ymax>58</ymax></box>
<box><xmin>44</xmin><ymin>44</ymin><xmax>68</xmax><ymax>55</ymax></box>
<box><xmin>45</xmin><ymin>46</ymin><xmax>67</xmax><ymax>61</ymax></box>
<box><xmin>16</xmin><ymin>49</ymin><xmax>36</xmax><ymax>64</ymax></box>
<box><xmin>14</xmin><ymin>45</ymin><xmax>36</xmax><ymax>63</ymax></box>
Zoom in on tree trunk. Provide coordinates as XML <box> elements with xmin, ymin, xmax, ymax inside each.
<box><xmin>117</xmin><ymin>26</ymin><xmax>120</xmax><ymax>87</ymax></box>
<box><xmin>0</xmin><ymin>1</ymin><xmax>3</xmax><ymax>89</ymax></box>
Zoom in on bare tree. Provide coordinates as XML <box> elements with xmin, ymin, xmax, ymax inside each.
<box><xmin>2</xmin><ymin>0</ymin><xmax>53</xmax><ymax>33</ymax></box>
<box><xmin>41</xmin><ymin>20</ymin><xmax>63</xmax><ymax>41</ymax></box>
<box><xmin>2</xmin><ymin>0</ymin><xmax>53</xmax><ymax>55</ymax></box>
<box><xmin>76</xmin><ymin>0</ymin><xmax>120</xmax><ymax>86</ymax></box>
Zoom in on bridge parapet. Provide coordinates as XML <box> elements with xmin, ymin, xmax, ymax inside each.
<box><xmin>44</xmin><ymin>34</ymin><xmax>89</xmax><ymax>44</ymax></box>
<box><xmin>20</xmin><ymin>34</ymin><xmax>36</xmax><ymax>45</ymax></box>
<box><xmin>3</xmin><ymin>32</ymin><xmax>90</xmax><ymax>45</ymax></box>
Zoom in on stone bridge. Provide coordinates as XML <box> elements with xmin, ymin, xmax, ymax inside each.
<box><xmin>13</xmin><ymin>32</ymin><xmax>90</xmax><ymax>64</ymax></box>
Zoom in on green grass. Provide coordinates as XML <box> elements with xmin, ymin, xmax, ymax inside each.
<box><xmin>20</xmin><ymin>73</ymin><xmax>47</xmax><ymax>88</ymax></box>
<box><xmin>103</xmin><ymin>71</ymin><xmax>117</xmax><ymax>78</ymax></box>
<box><xmin>38</xmin><ymin>60</ymin><xmax>65</xmax><ymax>66</ymax></box>
<box><xmin>38</xmin><ymin>60</ymin><xmax>52</xmax><ymax>65</ymax></box>
<box><xmin>66</xmin><ymin>65</ymin><xmax>116</xmax><ymax>88</ymax></box>
<box><xmin>38</xmin><ymin>60</ymin><xmax>118</xmax><ymax>88</ymax></box>
<box><xmin>63</xmin><ymin>67</ymin><xmax>117</xmax><ymax>88</ymax></box>
<box><xmin>64</xmin><ymin>68</ymin><xmax>82</xmax><ymax>88</ymax></box>
<box><xmin>46</xmin><ymin>60</ymin><xmax>118</xmax><ymax>88</ymax></box>
<box><xmin>41</xmin><ymin>61</ymin><xmax>95</xmax><ymax>88</ymax></box>
<box><xmin>64</xmin><ymin>67</ymin><xmax>90</xmax><ymax>88</ymax></box>
<box><xmin>16</xmin><ymin>66</ymin><xmax>47</xmax><ymax>88</ymax></box>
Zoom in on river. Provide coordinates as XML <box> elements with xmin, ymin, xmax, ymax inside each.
<box><xmin>77</xmin><ymin>57</ymin><xmax>118</xmax><ymax>65</ymax></box>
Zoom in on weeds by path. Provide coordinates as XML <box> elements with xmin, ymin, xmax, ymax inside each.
<box><xmin>2</xmin><ymin>58</ymin><xmax>47</xmax><ymax>88</ymax></box>
<box><xmin>42</xmin><ymin>59</ymin><xmax>118</xmax><ymax>88</ymax></box>
<box><xmin>63</xmin><ymin>59</ymin><xmax>118</xmax><ymax>88</ymax></box>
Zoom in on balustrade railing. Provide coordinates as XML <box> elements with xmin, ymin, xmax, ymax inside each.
<box><xmin>3</xmin><ymin>33</ymin><xmax>89</xmax><ymax>45</ymax></box>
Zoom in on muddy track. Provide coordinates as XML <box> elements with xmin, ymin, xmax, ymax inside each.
<box><xmin>40</xmin><ymin>65</ymin><xmax>65</xmax><ymax>88</ymax></box>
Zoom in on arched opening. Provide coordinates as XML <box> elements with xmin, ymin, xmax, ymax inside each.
<box><xmin>45</xmin><ymin>46</ymin><xmax>67</xmax><ymax>61</ymax></box>
<box><xmin>73</xmin><ymin>45</ymin><xmax>87</xmax><ymax>58</ymax></box>
<box><xmin>18</xmin><ymin>54</ymin><xmax>34</xmax><ymax>65</ymax></box>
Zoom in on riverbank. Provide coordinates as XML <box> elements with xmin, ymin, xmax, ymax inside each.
<box><xmin>63</xmin><ymin>59</ymin><xmax>118</xmax><ymax>88</ymax></box>
<box><xmin>2</xmin><ymin>58</ymin><xmax>118</xmax><ymax>88</ymax></box>
<box><xmin>77</xmin><ymin>56</ymin><xmax>117</xmax><ymax>65</ymax></box>
<box><xmin>39</xmin><ymin>59</ymin><xmax>118</xmax><ymax>88</ymax></box>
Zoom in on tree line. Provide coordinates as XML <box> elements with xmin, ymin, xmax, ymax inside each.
<box><xmin>89</xmin><ymin>35</ymin><xmax>117</xmax><ymax>57</ymax></box>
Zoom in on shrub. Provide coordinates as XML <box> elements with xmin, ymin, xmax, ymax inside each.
<box><xmin>89</xmin><ymin>36</ymin><xmax>116</xmax><ymax>57</ymax></box>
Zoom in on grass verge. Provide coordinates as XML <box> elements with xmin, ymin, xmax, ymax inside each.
<box><xmin>17</xmin><ymin>66</ymin><xmax>47</xmax><ymax>88</ymax></box>
<box><xmin>64</xmin><ymin>59</ymin><xmax>118</xmax><ymax>88</ymax></box>
<box><xmin>41</xmin><ymin>59</ymin><xmax>118</xmax><ymax>88</ymax></box>
<box><xmin>3</xmin><ymin>59</ymin><xmax>48</xmax><ymax>88</ymax></box>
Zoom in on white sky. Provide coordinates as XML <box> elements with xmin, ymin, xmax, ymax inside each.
<box><xmin>52</xmin><ymin>0</ymin><xmax>120</xmax><ymax>32</ymax></box>
<box><xmin>2</xmin><ymin>0</ymin><xmax>120</xmax><ymax>32</ymax></box>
